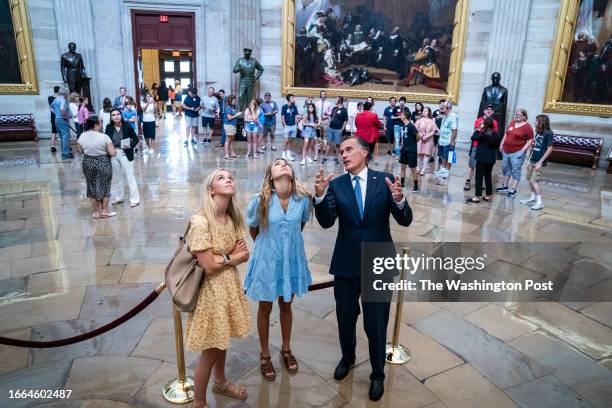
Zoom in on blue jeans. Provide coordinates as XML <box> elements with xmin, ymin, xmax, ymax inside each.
<box><xmin>55</xmin><ymin>118</ymin><xmax>70</xmax><ymax>157</ymax></box>
<box><xmin>393</xmin><ymin>125</ymin><xmax>402</xmax><ymax>154</ymax></box>
<box><xmin>220</xmin><ymin>124</ymin><xmax>226</xmax><ymax>146</ymax></box>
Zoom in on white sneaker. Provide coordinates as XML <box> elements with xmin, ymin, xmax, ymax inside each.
<box><xmin>307</xmin><ymin>157</ymin><xmax>313</xmax><ymax>163</ymax></box>
<box><xmin>287</xmin><ymin>153</ymin><xmax>295</xmax><ymax>161</ymax></box>
<box><xmin>300</xmin><ymin>159</ymin><xmax>305</xmax><ymax>165</ymax></box>
<box><xmin>434</xmin><ymin>168</ymin><xmax>444</xmax><ymax>175</ymax></box>
<box><xmin>253</xmin><ymin>153</ymin><xmax>258</xmax><ymax>158</ymax></box>
<box><xmin>530</xmin><ymin>202</ymin><xmax>544</xmax><ymax>210</ymax></box>
<box><xmin>440</xmin><ymin>169</ymin><xmax>450</xmax><ymax>178</ymax></box>
<box><xmin>282</xmin><ymin>151</ymin><xmax>286</xmax><ymax>159</ymax></box>
<box><xmin>148</xmin><ymin>149</ymin><xmax>155</xmax><ymax>155</ymax></box>
<box><xmin>520</xmin><ymin>198</ymin><xmax>536</xmax><ymax>205</ymax></box>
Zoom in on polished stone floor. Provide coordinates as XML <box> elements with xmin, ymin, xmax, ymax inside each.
<box><xmin>0</xmin><ymin>116</ymin><xmax>611</xmax><ymax>408</ymax></box>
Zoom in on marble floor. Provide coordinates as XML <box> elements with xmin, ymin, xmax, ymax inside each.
<box><xmin>0</xmin><ymin>116</ymin><xmax>611</xmax><ymax>408</ymax></box>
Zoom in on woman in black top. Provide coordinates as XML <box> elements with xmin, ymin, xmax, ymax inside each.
<box><xmin>104</xmin><ymin>109</ymin><xmax>141</xmax><ymax>207</ymax></box>
<box><xmin>467</xmin><ymin>117</ymin><xmax>499</xmax><ymax>203</ymax></box>
<box><xmin>411</xmin><ymin>102</ymin><xmax>424</xmax><ymax>122</ymax></box>
<box><xmin>48</xmin><ymin>86</ymin><xmax>60</xmax><ymax>152</ymax></box>
<box><xmin>158</xmin><ymin>82</ymin><xmax>169</xmax><ymax>119</ymax></box>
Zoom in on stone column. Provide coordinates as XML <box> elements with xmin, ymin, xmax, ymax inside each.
<box><xmin>230</xmin><ymin>0</ymin><xmax>261</xmax><ymax>96</ymax></box>
<box><xmin>483</xmin><ymin>0</ymin><xmax>533</xmax><ymax>127</ymax></box>
<box><xmin>53</xmin><ymin>0</ymin><xmax>99</xmax><ymax>108</ymax></box>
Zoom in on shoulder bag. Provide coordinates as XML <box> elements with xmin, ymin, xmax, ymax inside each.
<box><xmin>165</xmin><ymin>221</ymin><xmax>205</xmax><ymax>312</ymax></box>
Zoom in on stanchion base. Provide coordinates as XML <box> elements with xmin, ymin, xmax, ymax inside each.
<box><xmin>162</xmin><ymin>377</ymin><xmax>195</xmax><ymax>405</ymax></box>
<box><xmin>385</xmin><ymin>344</ymin><xmax>411</xmax><ymax>365</ymax></box>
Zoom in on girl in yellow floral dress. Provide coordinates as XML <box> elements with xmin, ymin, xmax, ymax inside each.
<box><xmin>185</xmin><ymin>168</ymin><xmax>252</xmax><ymax>408</ymax></box>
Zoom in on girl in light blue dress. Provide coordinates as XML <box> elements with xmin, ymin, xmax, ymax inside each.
<box><xmin>245</xmin><ymin>158</ymin><xmax>312</xmax><ymax>381</ymax></box>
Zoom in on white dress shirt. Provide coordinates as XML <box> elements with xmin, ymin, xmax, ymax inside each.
<box><xmin>315</xmin><ymin>166</ymin><xmax>406</xmax><ymax>209</ymax></box>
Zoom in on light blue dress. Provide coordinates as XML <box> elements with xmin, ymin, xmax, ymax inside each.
<box><xmin>244</xmin><ymin>192</ymin><xmax>312</xmax><ymax>302</ymax></box>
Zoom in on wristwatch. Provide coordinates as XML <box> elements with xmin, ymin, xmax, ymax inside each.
<box><xmin>222</xmin><ymin>253</ymin><xmax>231</xmax><ymax>265</ymax></box>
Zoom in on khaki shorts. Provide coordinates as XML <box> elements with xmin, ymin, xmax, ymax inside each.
<box><xmin>526</xmin><ymin>162</ymin><xmax>543</xmax><ymax>182</ymax></box>
<box><xmin>223</xmin><ymin>124</ymin><xmax>236</xmax><ymax>136</ymax></box>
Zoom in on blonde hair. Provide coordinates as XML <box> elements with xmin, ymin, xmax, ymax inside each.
<box><xmin>257</xmin><ymin>158</ymin><xmax>312</xmax><ymax>230</ymax></box>
<box><xmin>246</xmin><ymin>98</ymin><xmax>259</xmax><ymax>120</ymax></box>
<box><xmin>68</xmin><ymin>92</ymin><xmax>80</xmax><ymax>103</ymax></box>
<box><xmin>196</xmin><ymin>168</ymin><xmax>246</xmax><ymax>236</ymax></box>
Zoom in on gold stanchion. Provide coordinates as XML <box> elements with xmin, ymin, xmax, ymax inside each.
<box><xmin>162</xmin><ymin>306</ymin><xmax>195</xmax><ymax>404</ymax></box>
<box><xmin>385</xmin><ymin>247</ymin><xmax>411</xmax><ymax>364</ymax></box>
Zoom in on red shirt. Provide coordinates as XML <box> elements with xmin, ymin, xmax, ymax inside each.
<box><xmin>472</xmin><ymin>116</ymin><xmax>499</xmax><ymax>147</ymax></box>
<box><xmin>355</xmin><ymin>111</ymin><xmax>382</xmax><ymax>143</ymax></box>
<box><xmin>502</xmin><ymin>121</ymin><xmax>534</xmax><ymax>153</ymax></box>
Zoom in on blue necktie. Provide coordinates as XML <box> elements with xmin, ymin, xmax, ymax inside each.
<box><xmin>354</xmin><ymin>175</ymin><xmax>364</xmax><ymax>218</ymax></box>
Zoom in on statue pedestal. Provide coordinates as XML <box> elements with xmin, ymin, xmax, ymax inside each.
<box><xmin>234</xmin><ymin>118</ymin><xmax>246</xmax><ymax>142</ymax></box>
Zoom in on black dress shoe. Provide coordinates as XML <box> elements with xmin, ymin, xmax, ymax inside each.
<box><xmin>369</xmin><ymin>379</ymin><xmax>384</xmax><ymax>401</ymax></box>
<box><xmin>333</xmin><ymin>360</ymin><xmax>354</xmax><ymax>380</ymax></box>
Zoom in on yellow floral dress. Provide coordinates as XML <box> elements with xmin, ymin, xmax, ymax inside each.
<box><xmin>184</xmin><ymin>214</ymin><xmax>252</xmax><ymax>351</ymax></box>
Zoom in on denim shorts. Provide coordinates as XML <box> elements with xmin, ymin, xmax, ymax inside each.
<box><xmin>284</xmin><ymin>125</ymin><xmax>297</xmax><ymax>138</ymax></box>
<box><xmin>302</xmin><ymin>126</ymin><xmax>316</xmax><ymax>139</ymax></box>
<box><xmin>326</xmin><ymin>127</ymin><xmax>343</xmax><ymax>145</ymax></box>
<box><xmin>438</xmin><ymin>144</ymin><xmax>451</xmax><ymax>160</ymax></box>
<box><xmin>245</xmin><ymin>122</ymin><xmax>258</xmax><ymax>133</ymax></box>
<box><xmin>186</xmin><ymin>116</ymin><xmax>199</xmax><ymax>127</ymax></box>
<box><xmin>502</xmin><ymin>151</ymin><xmax>526</xmax><ymax>181</ymax></box>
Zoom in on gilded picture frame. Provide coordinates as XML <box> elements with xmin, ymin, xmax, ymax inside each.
<box><xmin>543</xmin><ymin>0</ymin><xmax>611</xmax><ymax>117</ymax></box>
<box><xmin>0</xmin><ymin>0</ymin><xmax>38</xmax><ymax>95</ymax></box>
<box><xmin>281</xmin><ymin>0</ymin><xmax>469</xmax><ymax>103</ymax></box>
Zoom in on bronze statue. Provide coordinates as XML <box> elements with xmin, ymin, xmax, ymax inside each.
<box><xmin>233</xmin><ymin>48</ymin><xmax>264</xmax><ymax>111</ymax></box>
<box><xmin>60</xmin><ymin>42</ymin><xmax>87</xmax><ymax>94</ymax></box>
<box><xmin>478</xmin><ymin>72</ymin><xmax>508</xmax><ymax>139</ymax></box>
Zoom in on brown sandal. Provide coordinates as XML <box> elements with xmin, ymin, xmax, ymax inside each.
<box><xmin>212</xmin><ymin>380</ymin><xmax>247</xmax><ymax>400</ymax></box>
<box><xmin>281</xmin><ymin>349</ymin><xmax>298</xmax><ymax>373</ymax></box>
<box><xmin>260</xmin><ymin>353</ymin><xmax>276</xmax><ymax>381</ymax></box>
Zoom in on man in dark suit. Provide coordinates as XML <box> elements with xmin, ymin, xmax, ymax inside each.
<box><xmin>314</xmin><ymin>137</ymin><xmax>412</xmax><ymax>401</ymax></box>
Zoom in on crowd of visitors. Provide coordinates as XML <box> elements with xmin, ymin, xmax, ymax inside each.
<box><xmin>48</xmin><ymin>78</ymin><xmax>558</xmax><ymax>223</ymax></box>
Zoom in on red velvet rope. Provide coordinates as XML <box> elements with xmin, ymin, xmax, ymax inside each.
<box><xmin>0</xmin><ymin>288</ymin><xmax>161</xmax><ymax>348</ymax></box>
<box><xmin>0</xmin><ymin>281</ymin><xmax>335</xmax><ymax>348</ymax></box>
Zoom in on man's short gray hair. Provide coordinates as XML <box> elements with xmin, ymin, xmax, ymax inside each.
<box><xmin>343</xmin><ymin>137</ymin><xmax>372</xmax><ymax>162</ymax></box>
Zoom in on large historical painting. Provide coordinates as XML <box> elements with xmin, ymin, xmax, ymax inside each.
<box><xmin>0</xmin><ymin>0</ymin><xmax>38</xmax><ymax>94</ymax></box>
<box><xmin>544</xmin><ymin>0</ymin><xmax>611</xmax><ymax>116</ymax></box>
<box><xmin>282</xmin><ymin>0</ymin><xmax>468</xmax><ymax>103</ymax></box>
<box><xmin>0</xmin><ymin>0</ymin><xmax>22</xmax><ymax>84</ymax></box>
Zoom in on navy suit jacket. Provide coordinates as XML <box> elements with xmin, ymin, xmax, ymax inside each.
<box><xmin>314</xmin><ymin>168</ymin><xmax>412</xmax><ymax>280</ymax></box>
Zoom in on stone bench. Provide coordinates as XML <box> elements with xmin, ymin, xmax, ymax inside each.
<box><xmin>548</xmin><ymin>134</ymin><xmax>603</xmax><ymax>169</ymax></box>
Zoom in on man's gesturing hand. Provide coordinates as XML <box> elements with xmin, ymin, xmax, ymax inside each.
<box><xmin>314</xmin><ymin>168</ymin><xmax>334</xmax><ymax>197</ymax></box>
<box><xmin>385</xmin><ymin>176</ymin><xmax>404</xmax><ymax>203</ymax></box>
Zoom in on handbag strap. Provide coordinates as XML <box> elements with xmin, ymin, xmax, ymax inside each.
<box><xmin>182</xmin><ymin>220</ymin><xmax>192</xmax><ymax>238</ymax></box>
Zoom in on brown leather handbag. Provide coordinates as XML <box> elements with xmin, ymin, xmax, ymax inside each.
<box><xmin>165</xmin><ymin>221</ymin><xmax>204</xmax><ymax>312</ymax></box>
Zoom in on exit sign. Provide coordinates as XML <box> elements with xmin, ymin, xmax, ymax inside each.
<box><xmin>160</xmin><ymin>15</ymin><xmax>168</xmax><ymax>22</ymax></box>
